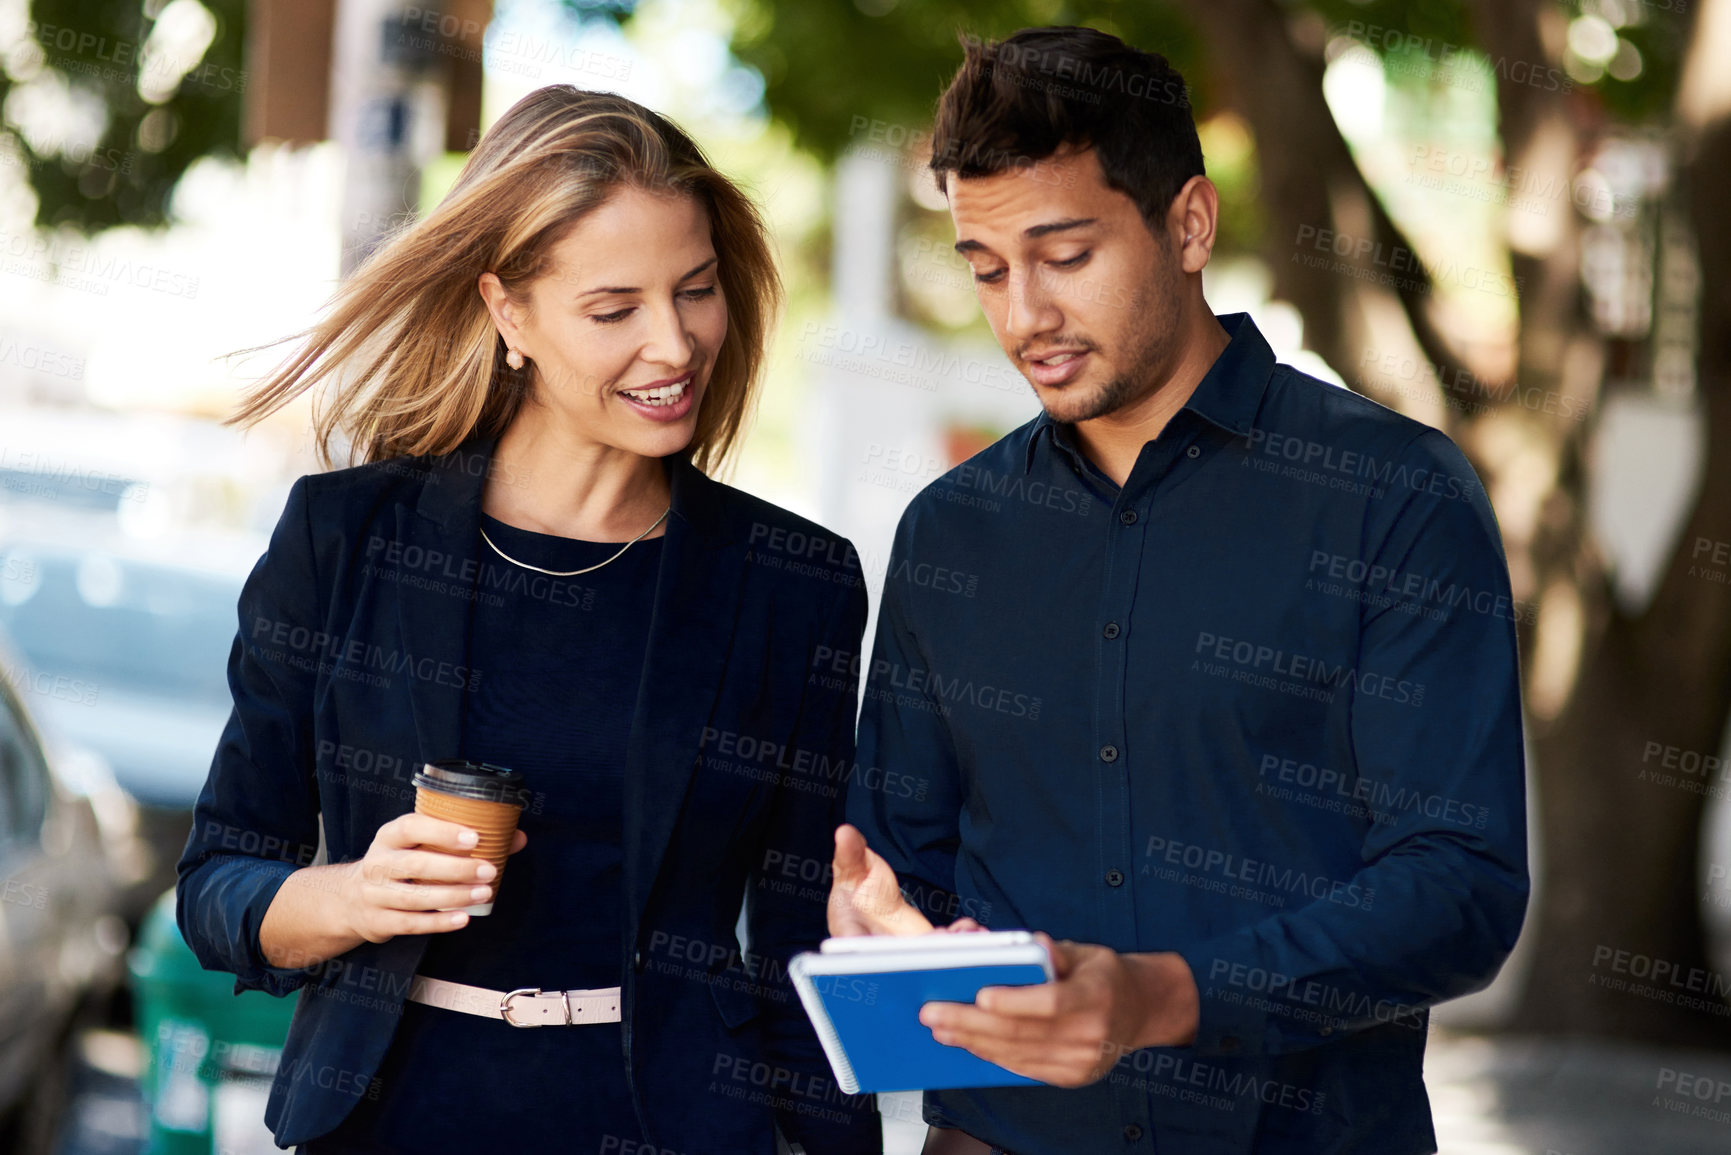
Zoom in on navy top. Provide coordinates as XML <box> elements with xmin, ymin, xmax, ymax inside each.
<box><xmin>848</xmin><ymin>313</ymin><xmax>1528</xmax><ymax>1154</ymax></box>
<box><xmin>316</xmin><ymin>515</ymin><xmax>661</xmax><ymax>1154</ymax></box>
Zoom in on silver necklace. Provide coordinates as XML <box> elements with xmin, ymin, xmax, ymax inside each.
<box><xmin>480</xmin><ymin>505</ymin><xmax>670</xmax><ymax>577</ymax></box>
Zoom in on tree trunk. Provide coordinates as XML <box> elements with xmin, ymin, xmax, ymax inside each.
<box><xmin>1173</xmin><ymin>0</ymin><xmax>1731</xmax><ymax>1045</ymax></box>
<box><xmin>1511</xmin><ymin>4</ymin><xmax>1731</xmax><ymax>1039</ymax></box>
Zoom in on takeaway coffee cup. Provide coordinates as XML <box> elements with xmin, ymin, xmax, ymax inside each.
<box><xmin>412</xmin><ymin>760</ymin><xmax>529</xmax><ymax>916</ymax></box>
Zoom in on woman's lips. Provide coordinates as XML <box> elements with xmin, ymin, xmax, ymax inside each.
<box><xmin>618</xmin><ymin>375</ymin><xmax>696</xmax><ymax>422</ymax></box>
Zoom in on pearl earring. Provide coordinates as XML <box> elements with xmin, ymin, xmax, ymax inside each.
<box><xmin>506</xmin><ymin>347</ymin><xmax>525</xmax><ymax>370</ymax></box>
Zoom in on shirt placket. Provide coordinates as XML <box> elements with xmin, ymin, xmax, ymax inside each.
<box><xmin>1091</xmin><ymin>429</ymin><xmax>1192</xmax><ymax>953</ymax></box>
<box><xmin>1095</xmin><ymin>427</ymin><xmax>1200</xmax><ymax>1148</ymax></box>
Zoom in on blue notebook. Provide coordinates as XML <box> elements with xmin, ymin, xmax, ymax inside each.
<box><xmin>789</xmin><ymin>931</ymin><xmax>1055</xmax><ymax>1094</ymax></box>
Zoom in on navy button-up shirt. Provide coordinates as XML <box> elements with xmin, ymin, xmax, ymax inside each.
<box><xmin>849</xmin><ymin>313</ymin><xmax>1528</xmax><ymax>1154</ymax></box>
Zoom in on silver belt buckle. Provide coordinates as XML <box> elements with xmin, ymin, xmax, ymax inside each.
<box><xmin>499</xmin><ymin>986</ymin><xmax>572</xmax><ymax>1027</ymax></box>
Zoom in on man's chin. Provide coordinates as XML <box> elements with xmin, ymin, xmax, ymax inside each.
<box><xmin>1033</xmin><ymin>384</ymin><xmax>1113</xmax><ymax>425</ymax></box>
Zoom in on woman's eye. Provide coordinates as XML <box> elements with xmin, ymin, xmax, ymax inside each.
<box><xmin>1052</xmin><ymin>251</ymin><xmax>1090</xmax><ymax>269</ymax></box>
<box><xmin>972</xmin><ymin>269</ymin><xmax>1006</xmax><ymax>284</ymax></box>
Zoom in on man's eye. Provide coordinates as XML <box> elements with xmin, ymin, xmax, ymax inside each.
<box><xmin>1052</xmin><ymin>251</ymin><xmax>1090</xmax><ymax>269</ymax></box>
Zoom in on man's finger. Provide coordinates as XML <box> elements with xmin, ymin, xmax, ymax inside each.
<box><xmin>832</xmin><ymin>823</ymin><xmax>871</xmax><ymax>885</ymax></box>
<box><xmin>920</xmin><ymin>1001</ymin><xmax>1051</xmax><ymax>1041</ymax></box>
<box><xmin>973</xmin><ymin>980</ymin><xmax>1067</xmax><ymax>1018</ymax></box>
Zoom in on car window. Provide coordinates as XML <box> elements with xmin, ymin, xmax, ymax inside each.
<box><xmin>0</xmin><ymin>687</ymin><xmax>49</xmax><ymax>847</ymax></box>
<box><xmin>0</xmin><ymin>548</ymin><xmax>238</xmax><ymax>706</ymax></box>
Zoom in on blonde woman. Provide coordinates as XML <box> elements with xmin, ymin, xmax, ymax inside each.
<box><xmin>177</xmin><ymin>87</ymin><xmax>880</xmax><ymax>1155</ymax></box>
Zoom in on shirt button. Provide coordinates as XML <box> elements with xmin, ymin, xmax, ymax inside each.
<box><xmin>1099</xmin><ymin>744</ymin><xmax>1119</xmax><ymax>763</ymax></box>
<box><xmin>1106</xmin><ymin>869</ymin><xmax>1125</xmax><ymax>887</ymax></box>
<box><xmin>1118</xmin><ymin>509</ymin><xmax>1138</xmax><ymax>526</ymax></box>
<box><xmin>1103</xmin><ymin>622</ymin><xmax>1121</xmax><ymax>639</ymax></box>
<box><xmin>1187</xmin><ymin>445</ymin><xmax>1201</xmax><ymax>458</ymax></box>
<box><xmin>1124</xmin><ymin>1124</ymin><xmax>1144</xmax><ymax>1141</ymax></box>
<box><xmin>633</xmin><ymin>948</ymin><xmax>645</xmax><ymax>973</ymax></box>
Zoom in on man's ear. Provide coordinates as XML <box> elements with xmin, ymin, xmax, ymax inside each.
<box><xmin>1168</xmin><ymin>176</ymin><xmax>1220</xmax><ymax>275</ymax></box>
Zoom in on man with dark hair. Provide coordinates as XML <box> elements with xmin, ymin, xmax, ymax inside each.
<box><xmin>828</xmin><ymin>24</ymin><xmax>1527</xmax><ymax>1155</ymax></box>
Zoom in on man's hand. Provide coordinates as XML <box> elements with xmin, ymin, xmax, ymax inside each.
<box><xmin>827</xmin><ymin>823</ymin><xmax>936</xmax><ymax>937</ymax></box>
<box><xmin>917</xmin><ymin>935</ymin><xmax>1200</xmax><ymax>1087</ymax></box>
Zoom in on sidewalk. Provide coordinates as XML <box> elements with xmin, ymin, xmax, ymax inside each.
<box><xmin>1425</xmin><ymin>1030</ymin><xmax>1731</xmax><ymax>1154</ymax></box>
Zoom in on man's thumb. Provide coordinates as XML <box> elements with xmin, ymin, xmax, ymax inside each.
<box><xmin>832</xmin><ymin>823</ymin><xmax>870</xmax><ymax>885</ymax></box>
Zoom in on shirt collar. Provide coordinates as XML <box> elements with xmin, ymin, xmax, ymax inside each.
<box><xmin>1022</xmin><ymin>311</ymin><xmax>1275</xmax><ymax>475</ymax></box>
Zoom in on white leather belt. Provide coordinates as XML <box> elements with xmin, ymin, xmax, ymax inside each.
<box><xmin>407</xmin><ymin>975</ymin><xmax>623</xmax><ymax>1027</ymax></box>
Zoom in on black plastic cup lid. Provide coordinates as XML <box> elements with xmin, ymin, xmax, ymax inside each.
<box><xmin>413</xmin><ymin>759</ymin><xmax>529</xmax><ymax>806</ymax></box>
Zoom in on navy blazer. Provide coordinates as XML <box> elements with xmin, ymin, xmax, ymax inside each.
<box><xmin>176</xmin><ymin>440</ymin><xmax>880</xmax><ymax>1154</ymax></box>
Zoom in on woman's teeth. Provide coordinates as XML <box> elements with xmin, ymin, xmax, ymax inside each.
<box><xmin>622</xmin><ymin>378</ymin><xmax>689</xmax><ymax>406</ymax></box>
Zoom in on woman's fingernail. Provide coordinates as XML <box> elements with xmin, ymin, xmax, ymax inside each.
<box><xmin>475</xmin><ymin>862</ymin><xmax>496</xmax><ymax>880</ymax></box>
<box><xmin>458</xmin><ymin>830</ymin><xmax>479</xmax><ymax>847</ymax></box>
<box><xmin>471</xmin><ymin>886</ymin><xmax>491</xmax><ymax>901</ymax></box>
<box><xmin>450</xmin><ymin>912</ymin><xmax>467</xmax><ymax>925</ymax></box>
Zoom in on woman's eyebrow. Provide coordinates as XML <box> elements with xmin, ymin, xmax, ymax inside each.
<box><xmin>578</xmin><ymin>255</ymin><xmax>719</xmax><ymax>298</ymax></box>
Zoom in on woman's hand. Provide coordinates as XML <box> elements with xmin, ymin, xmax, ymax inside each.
<box><xmin>341</xmin><ymin>813</ymin><xmax>529</xmax><ymax>944</ymax></box>
<box><xmin>827</xmin><ymin>823</ymin><xmax>935</xmax><ymax>937</ymax></box>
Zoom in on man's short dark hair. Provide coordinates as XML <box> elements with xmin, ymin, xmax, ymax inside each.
<box><xmin>930</xmin><ymin>25</ymin><xmax>1204</xmax><ymax>231</ymax></box>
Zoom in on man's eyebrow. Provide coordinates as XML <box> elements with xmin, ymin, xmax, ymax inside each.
<box><xmin>953</xmin><ymin>217</ymin><xmax>1099</xmax><ymax>254</ymax></box>
<box><xmin>1024</xmin><ymin>216</ymin><xmax>1097</xmax><ymax>239</ymax></box>
<box><xmin>578</xmin><ymin>255</ymin><xmax>718</xmax><ymax>297</ymax></box>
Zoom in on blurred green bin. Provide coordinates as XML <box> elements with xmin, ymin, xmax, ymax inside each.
<box><xmin>128</xmin><ymin>890</ymin><xmax>299</xmax><ymax>1155</ymax></box>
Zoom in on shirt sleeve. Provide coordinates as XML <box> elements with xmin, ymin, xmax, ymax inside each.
<box><xmin>175</xmin><ymin>475</ymin><xmax>327</xmax><ymax>998</ymax></box>
<box><xmin>848</xmin><ymin>502</ymin><xmax>972</xmax><ymax>925</ymax></box>
<box><xmin>1179</xmin><ymin>429</ymin><xmax>1530</xmax><ymax>1056</ymax></box>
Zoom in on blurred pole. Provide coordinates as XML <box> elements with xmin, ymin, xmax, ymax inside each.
<box><xmin>832</xmin><ymin>145</ymin><xmax>899</xmax><ymax>324</ymax></box>
<box><xmin>328</xmin><ymin>2</ymin><xmax>494</xmax><ymax>275</ymax></box>
<box><xmin>246</xmin><ymin>0</ymin><xmax>489</xmax><ymax>272</ymax></box>
<box><xmin>813</xmin><ymin>146</ymin><xmax>901</xmax><ymax>524</ymax></box>
<box><xmin>329</xmin><ymin>0</ymin><xmax>443</xmax><ymax>274</ymax></box>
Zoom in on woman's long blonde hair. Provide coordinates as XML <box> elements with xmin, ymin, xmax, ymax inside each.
<box><xmin>232</xmin><ymin>87</ymin><xmax>781</xmax><ymax>474</ymax></box>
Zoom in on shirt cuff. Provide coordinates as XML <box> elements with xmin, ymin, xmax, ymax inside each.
<box><xmin>231</xmin><ymin>858</ymin><xmax>319</xmax><ymax>998</ymax></box>
<box><xmin>1177</xmin><ymin>932</ymin><xmax>1336</xmax><ymax>1058</ymax></box>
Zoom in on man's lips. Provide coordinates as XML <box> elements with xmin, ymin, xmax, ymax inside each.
<box><xmin>1023</xmin><ymin>349</ymin><xmax>1090</xmax><ymax>387</ymax></box>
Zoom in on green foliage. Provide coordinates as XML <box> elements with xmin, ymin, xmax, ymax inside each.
<box><xmin>3</xmin><ymin>0</ymin><xmax>1690</xmax><ymax>238</ymax></box>
<box><xmin>1</xmin><ymin>0</ymin><xmax>246</xmax><ymax>232</ymax></box>
<box><xmin>734</xmin><ymin>0</ymin><xmax>1688</xmax><ymax>174</ymax></box>
<box><xmin>726</xmin><ymin>0</ymin><xmax>1208</xmax><ymax>164</ymax></box>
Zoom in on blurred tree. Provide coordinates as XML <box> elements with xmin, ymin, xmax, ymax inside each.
<box><xmin>0</xmin><ymin>0</ymin><xmax>247</xmax><ymax>230</ymax></box>
<box><xmin>0</xmin><ymin>0</ymin><xmax>620</xmax><ymax>232</ymax></box>
<box><xmin>737</xmin><ymin>0</ymin><xmax>1731</xmax><ymax>1048</ymax></box>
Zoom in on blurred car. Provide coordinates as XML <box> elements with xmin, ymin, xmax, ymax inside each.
<box><xmin>0</xmin><ymin>634</ymin><xmax>130</xmax><ymax>1154</ymax></box>
<box><xmin>0</xmin><ymin>510</ymin><xmax>263</xmax><ymax>926</ymax></box>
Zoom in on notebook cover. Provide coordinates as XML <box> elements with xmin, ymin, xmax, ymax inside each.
<box><xmin>793</xmin><ymin>956</ymin><xmax>1051</xmax><ymax>1094</ymax></box>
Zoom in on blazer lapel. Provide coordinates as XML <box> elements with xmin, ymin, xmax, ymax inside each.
<box><xmin>621</xmin><ymin>457</ymin><xmax>749</xmax><ymax>930</ymax></box>
<box><xmin>394</xmin><ymin>442</ymin><xmax>492</xmax><ymax>767</ymax></box>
